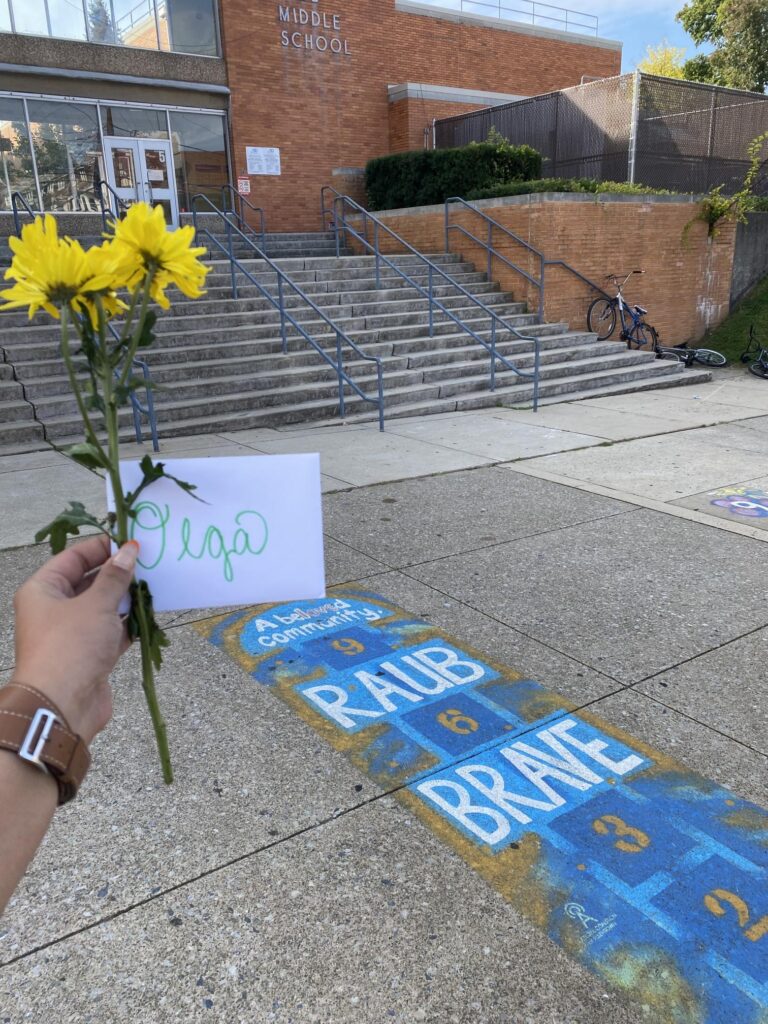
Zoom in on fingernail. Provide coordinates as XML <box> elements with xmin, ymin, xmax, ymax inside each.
<box><xmin>113</xmin><ymin>540</ymin><xmax>139</xmax><ymax>571</ymax></box>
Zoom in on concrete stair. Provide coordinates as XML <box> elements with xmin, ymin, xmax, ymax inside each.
<box><xmin>0</xmin><ymin>239</ymin><xmax>710</xmax><ymax>452</ymax></box>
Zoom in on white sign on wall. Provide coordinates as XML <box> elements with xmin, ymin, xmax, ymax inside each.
<box><xmin>246</xmin><ymin>147</ymin><xmax>281</xmax><ymax>176</ymax></box>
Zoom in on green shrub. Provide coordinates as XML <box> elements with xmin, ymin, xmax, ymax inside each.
<box><xmin>365</xmin><ymin>143</ymin><xmax>542</xmax><ymax>210</ymax></box>
<box><xmin>467</xmin><ymin>178</ymin><xmax>677</xmax><ymax>200</ymax></box>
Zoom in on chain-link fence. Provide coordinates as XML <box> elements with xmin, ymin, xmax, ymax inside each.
<box><xmin>434</xmin><ymin>73</ymin><xmax>768</xmax><ymax>195</ymax></box>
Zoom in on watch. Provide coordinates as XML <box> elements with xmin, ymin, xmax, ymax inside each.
<box><xmin>0</xmin><ymin>683</ymin><xmax>91</xmax><ymax>805</ymax></box>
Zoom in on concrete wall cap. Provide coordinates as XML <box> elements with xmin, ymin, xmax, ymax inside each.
<box><xmin>388</xmin><ymin>82</ymin><xmax>526</xmax><ymax>105</ymax></box>
<box><xmin>371</xmin><ymin>192</ymin><xmax>708</xmax><ymax>218</ymax></box>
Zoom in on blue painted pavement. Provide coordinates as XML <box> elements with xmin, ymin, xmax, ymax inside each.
<box><xmin>197</xmin><ymin>590</ymin><xmax>768</xmax><ymax>1023</ymax></box>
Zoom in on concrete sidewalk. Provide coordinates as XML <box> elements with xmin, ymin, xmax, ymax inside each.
<box><xmin>1</xmin><ymin>370</ymin><xmax>767</xmax><ymax>1023</ymax></box>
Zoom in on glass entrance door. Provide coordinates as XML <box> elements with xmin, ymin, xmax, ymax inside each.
<box><xmin>103</xmin><ymin>137</ymin><xmax>179</xmax><ymax>226</ymax></box>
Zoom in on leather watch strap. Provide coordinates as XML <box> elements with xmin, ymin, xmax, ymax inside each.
<box><xmin>0</xmin><ymin>683</ymin><xmax>90</xmax><ymax>805</ymax></box>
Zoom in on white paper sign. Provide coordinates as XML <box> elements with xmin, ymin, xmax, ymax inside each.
<box><xmin>106</xmin><ymin>454</ymin><xmax>325</xmax><ymax>612</ymax></box>
<box><xmin>246</xmin><ymin>146</ymin><xmax>281</xmax><ymax>175</ymax></box>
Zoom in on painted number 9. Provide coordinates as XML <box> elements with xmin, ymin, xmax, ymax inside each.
<box><xmin>331</xmin><ymin>638</ymin><xmax>365</xmax><ymax>656</ymax></box>
<box><xmin>704</xmin><ymin>889</ymin><xmax>768</xmax><ymax>942</ymax></box>
<box><xmin>592</xmin><ymin>814</ymin><xmax>650</xmax><ymax>854</ymax></box>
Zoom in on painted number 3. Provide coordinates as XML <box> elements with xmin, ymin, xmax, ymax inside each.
<box><xmin>331</xmin><ymin>638</ymin><xmax>365</xmax><ymax>656</ymax></box>
<box><xmin>592</xmin><ymin>814</ymin><xmax>651</xmax><ymax>854</ymax></box>
<box><xmin>704</xmin><ymin>889</ymin><xmax>768</xmax><ymax>942</ymax></box>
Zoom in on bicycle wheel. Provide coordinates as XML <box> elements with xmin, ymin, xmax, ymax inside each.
<box><xmin>694</xmin><ymin>348</ymin><xmax>727</xmax><ymax>367</ymax></box>
<box><xmin>748</xmin><ymin>360</ymin><xmax>768</xmax><ymax>379</ymax></box>
<box><xmin>630</xmin><ymin>323</ymin><xmax>657</xmax><ymax>351</ymax></box>
<box><xmin>587</xmin><ymin>298</ymin><xmax>616</xmax><ymax>340</ymax></box>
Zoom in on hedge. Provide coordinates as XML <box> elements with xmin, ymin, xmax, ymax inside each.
<box><xmin>467</xmin><ymin>178</ymin><xmax>678</xmax><ymax>200</ymax></box>
<box><xmin>365</xmin><ymin>143</ymin><xmax>541</xmax><ymax>211</ymax></box>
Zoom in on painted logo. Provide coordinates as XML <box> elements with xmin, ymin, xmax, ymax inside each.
<box><xmin>709</xmin><ymin>487</ymin><xmax>768</xmax><ymax>518</ymax></box>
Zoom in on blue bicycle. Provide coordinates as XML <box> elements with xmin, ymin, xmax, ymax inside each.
<box><xmin>587</xmin><ymin>270</ymin><xmax>657</xmax><ymax>348</ymax></box>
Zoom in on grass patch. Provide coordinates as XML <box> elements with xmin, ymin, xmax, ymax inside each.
<box><xmin>702</xmin><ymin>275</ymin><xmax>768</xmax><ymax>363</ymax></box>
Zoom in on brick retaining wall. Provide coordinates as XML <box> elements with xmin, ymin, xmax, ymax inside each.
<box><xmin>367</xmin><ymin>194</ymin><xmax>736</xmax><ymax>344</ymax></box>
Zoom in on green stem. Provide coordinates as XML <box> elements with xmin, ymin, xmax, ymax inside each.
<box><xmin>134</xmin><ymin>584</ymin><xmax>174</xmax><ymax>785</ymax></box>
<box><xmin>117</xmin><ymin>286</ymin><xmax>142</xmax><ymax>347</ymax></box>
<box><xmin>59</xmin><ymin>308</ymin><xmax>106</xmax><ymax>458</ymax></box>
<box><xmin>118</xmin><ymin>270</ymin><xmax>155</xmax><ymax>388</ymax></box>
<box><xmin>97</xmin><ymin>296</ymin><xmax>173</xmax><ymax>785</ymax></box>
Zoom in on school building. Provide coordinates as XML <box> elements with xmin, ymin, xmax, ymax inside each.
<box><xmin>0</xmin><ymin>0</ymin><xmax>621</xmax><ymax>231</ymax></box>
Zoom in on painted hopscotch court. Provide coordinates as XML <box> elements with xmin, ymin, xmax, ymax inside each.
<box><xmin>196</xmin><ymin>591</ymin><xmax>768</xmax><ymax>1023</ymax></box>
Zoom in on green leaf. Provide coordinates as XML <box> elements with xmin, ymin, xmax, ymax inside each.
<box><xmin>34</xmin><ymin>501</ymin><xmax>108</xmax><ymax>553</ymax></box>
<box><xmin>127</xmin><ymin>580</ymin><xmax>169</xmax><ymax>671</ymax></box>
<box><xmin>65</xmin><ymin>442</ymin><xmax>109</xmax><ymax>472</ymax></box>
<box><xmin>136</xmin><ymin>310</ymin><xmax>157</xmax><ymax>349</ymax></box>
<box><xmin>125</xmin><ymin>455</ymin><xmax>206</xmax><ymax>509</ymax></box>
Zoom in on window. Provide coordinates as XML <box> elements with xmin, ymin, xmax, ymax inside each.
<box><xmin>101</xmin><ymin>105</ymin><xmax>169</xmax><ymax>139</ymax></box>
<box><xmin>48</xmin><ymin>0</ymin><xmax>88</xmax><ymax>40</ymax></box>
<box><xmin>165</xmin><ymin>0</ymin><xmax>218</xmax><ymax>57</ymax></box>
<box><xmin>26</xmin><ymin>100</ymin><xmax>101</xmax><ymax>213</ymax></box>
<box><xmin>0</xmin><ymin>97</ymin><xmax>35</xmax><ymax>210</ymax></box>
<box><xmin>168</xmin><ymin>110</ymin><xmax>227</xmax><ymax>211</ymax></box>
<box><xmin>3</xmin><ymin>0</ymin><xmax>220</xmax><ymax>55</ymax></box>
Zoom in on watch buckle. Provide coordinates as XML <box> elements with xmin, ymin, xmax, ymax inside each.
<box><xmin>19</xmin><ymin>708</ymin><xmax>57</xmax><ymax>769</ymax></box>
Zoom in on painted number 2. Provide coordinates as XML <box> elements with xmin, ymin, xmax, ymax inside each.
<box><xmin>592</xmin><ymin>814</ymin><xmax>650</xmax><ymax>854</ymax></box>
<box><xmin>331</xmin><ymin>638</ymin><xmax>365</xmax><ymax>656</ymax></box>
<box><xmin>704</xmin><ymin>889</ymin><xmax>768</xmax><ymax>942</ymax></box>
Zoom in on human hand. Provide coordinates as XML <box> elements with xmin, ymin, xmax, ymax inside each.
<box><xmin>11</xmin><ymin>537</ymin><xmax>139</xmax><ymax>745</ymax></box>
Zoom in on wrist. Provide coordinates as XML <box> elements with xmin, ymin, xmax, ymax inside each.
<box><xmin>7</xmin><ymin>671</ymin><xmax>96</xmax><ymax>746</ymax></box>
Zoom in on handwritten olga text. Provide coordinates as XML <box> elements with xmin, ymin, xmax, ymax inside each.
<box><xmin>131</xmin><ymin>501</ymin><xmax>269</xmax><ymax>582</ymax></box>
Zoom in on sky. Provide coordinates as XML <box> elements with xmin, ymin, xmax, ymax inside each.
<box><xmin>417</xmin><ymin>0</ymin><xmax>706</xmax><ymax>73</ymax></box>
<box><xmin>583</xmin><ymin>0</ymin><xmax>704</xmax><ymax>70</ymax></box>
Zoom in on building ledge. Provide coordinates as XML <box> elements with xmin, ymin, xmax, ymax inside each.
<box><xmin>388</xmin><ymin>82</ymin><xmax>526</xmax><ymax>105</ymax></box>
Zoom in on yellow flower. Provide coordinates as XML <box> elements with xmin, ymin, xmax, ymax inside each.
<box><xmin>0</xmin><ymin>214</ymin><xmax>126</xmax><ymax>325</ymax></box>
<box><xmin>108</xmin><ymin>202</ymin><xmax>209</xmax><ymax>310</ymax></box>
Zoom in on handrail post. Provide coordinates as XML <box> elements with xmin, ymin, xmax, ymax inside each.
<box><xmin>490</xmin><ymin>318</ymin><xmax>497</xmax><ymax>391</ymax></box>
<box><xmin>487</xmin><ymin>220</ymin><xmax>493</xmax><ymax>282</ymax></box>
<box><xmin>332</xmin><ymin>196</ymin><xmax>340</xmax><ymax>257</ymax></box>
<box><xmin>335</xmin><ymin>330</ymin><xmax>346</xmax><ymax>419</ymax></box>
<box><xmin>374</xmin><ymin>219</ymin><xmax>380</xmax><ymax>289</ymax></box>
<box><xmin>376</xmin><ymin>362</ymin><xmax>384</xmax><ymax>432</ymax></box>
<box><xmin>227</xmin><ymin>214</ymin><xmax>238</xmax><ymax>300</ymax></box>
<box><xmin>444</xmin><ymin>201</ymin><xmax>450</xmax><ymax>252</ymax></box>
<box><xmin>533</xmin><ymin>340</ymin><xmax>540</xmax><ymax>412</ymax></box>
<box><xmin>538</xmin><ymin>254</ymin><xmax>545</xmax><ymax>322</ymax></box>
<box><xmin>277</xmin><ymin>272</ymin><xmax>287</xmax><ymax>353</ymax></box>
<box><xmin>428</xmin><ymin>264</ymin><xmax>434</xmax><ymax>337</ymax></box>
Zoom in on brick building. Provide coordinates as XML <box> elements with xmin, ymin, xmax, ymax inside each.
<box><xmin>0</xmin><ymin>0</ymin><xmax>620</xmax><ymax>230</ymax></box>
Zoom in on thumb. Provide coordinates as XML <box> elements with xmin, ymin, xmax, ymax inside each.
<box><xmin>87</xmin><ymin>541</ymin><xmax>139</xmax><ymax>612</ymax></box>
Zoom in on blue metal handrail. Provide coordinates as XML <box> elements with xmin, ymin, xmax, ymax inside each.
<box><xmin>321</xmin><ymin>187</ymin><xmax>540</xmax><ymax>407</ymax></box>
<box><xmin>444</xmin><ymin>197</ymin><xmax>610</xmax><ymax>323</ymax></box>
<box><xmin>191</xmin><ymin>194</ymin><xmax>385</xmax><ymax>430</ymax></box>
<box><xmin>220</xmin><ymin>185</ymin><xmax>267</xmax><ymax>251</ymax></box>
<box><xmin>11</xmin><ymin>191</ymin><xmax>36</xmax><ymax>236</ymax></box>
<box><xmin>95</xmin><ymin>179</ymin><xmax>129</xmax><ymax>229</ymax></box>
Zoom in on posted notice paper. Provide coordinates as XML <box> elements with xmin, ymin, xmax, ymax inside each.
<box><xmin>106</xmin><ymin>454</ymin><xmax>326</xmax><ymax>612</ymax></box>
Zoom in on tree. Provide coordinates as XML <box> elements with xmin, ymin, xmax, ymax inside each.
<box><xmin>637</xmin><ymin>42</ymin><xmax>687</xmax><ymax>78</ymax></box>
<box><xmin>87</xmin><ymin>0</ymin><xmax>119</xmax><ymax>44</ymax></box>
<box><xmin>677</xmin><ymin>0</ymin><xmax>768</xmax><ymax>92</ymax></box>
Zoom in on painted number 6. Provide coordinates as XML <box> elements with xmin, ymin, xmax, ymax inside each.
<box><xmin>592</xmin><ymin>814</ymin><xmax>650</xmax><ymax>854</ymax></box>
<box><xmin>704</xmin><ymin>889</ymin><xmax>768</xmax><ymax>942</ymax></box>
<box><xmin>331</xmin><ymin>638</ymin><xmax>365</xmax><ymax>656</ymax></box>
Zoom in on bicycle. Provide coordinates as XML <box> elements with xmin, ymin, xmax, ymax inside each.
<box><xmin>587</xmin><ymin>270</ymin><xmax>658</xmax><ymax>348</ymax></box>
<box><xmin>588</xmin><ymin>271</ymin><xmax>727</xmax><ymax>367</ymax></box>
<box><xmin>740</xmin><ymin>325</ymin><xmax>768</xmax><ymax>379</ymax></box>
<box><xmin>647</xmin><ymin>335</ymin><xmax>727</xmax><ymax>367</ymax></box>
